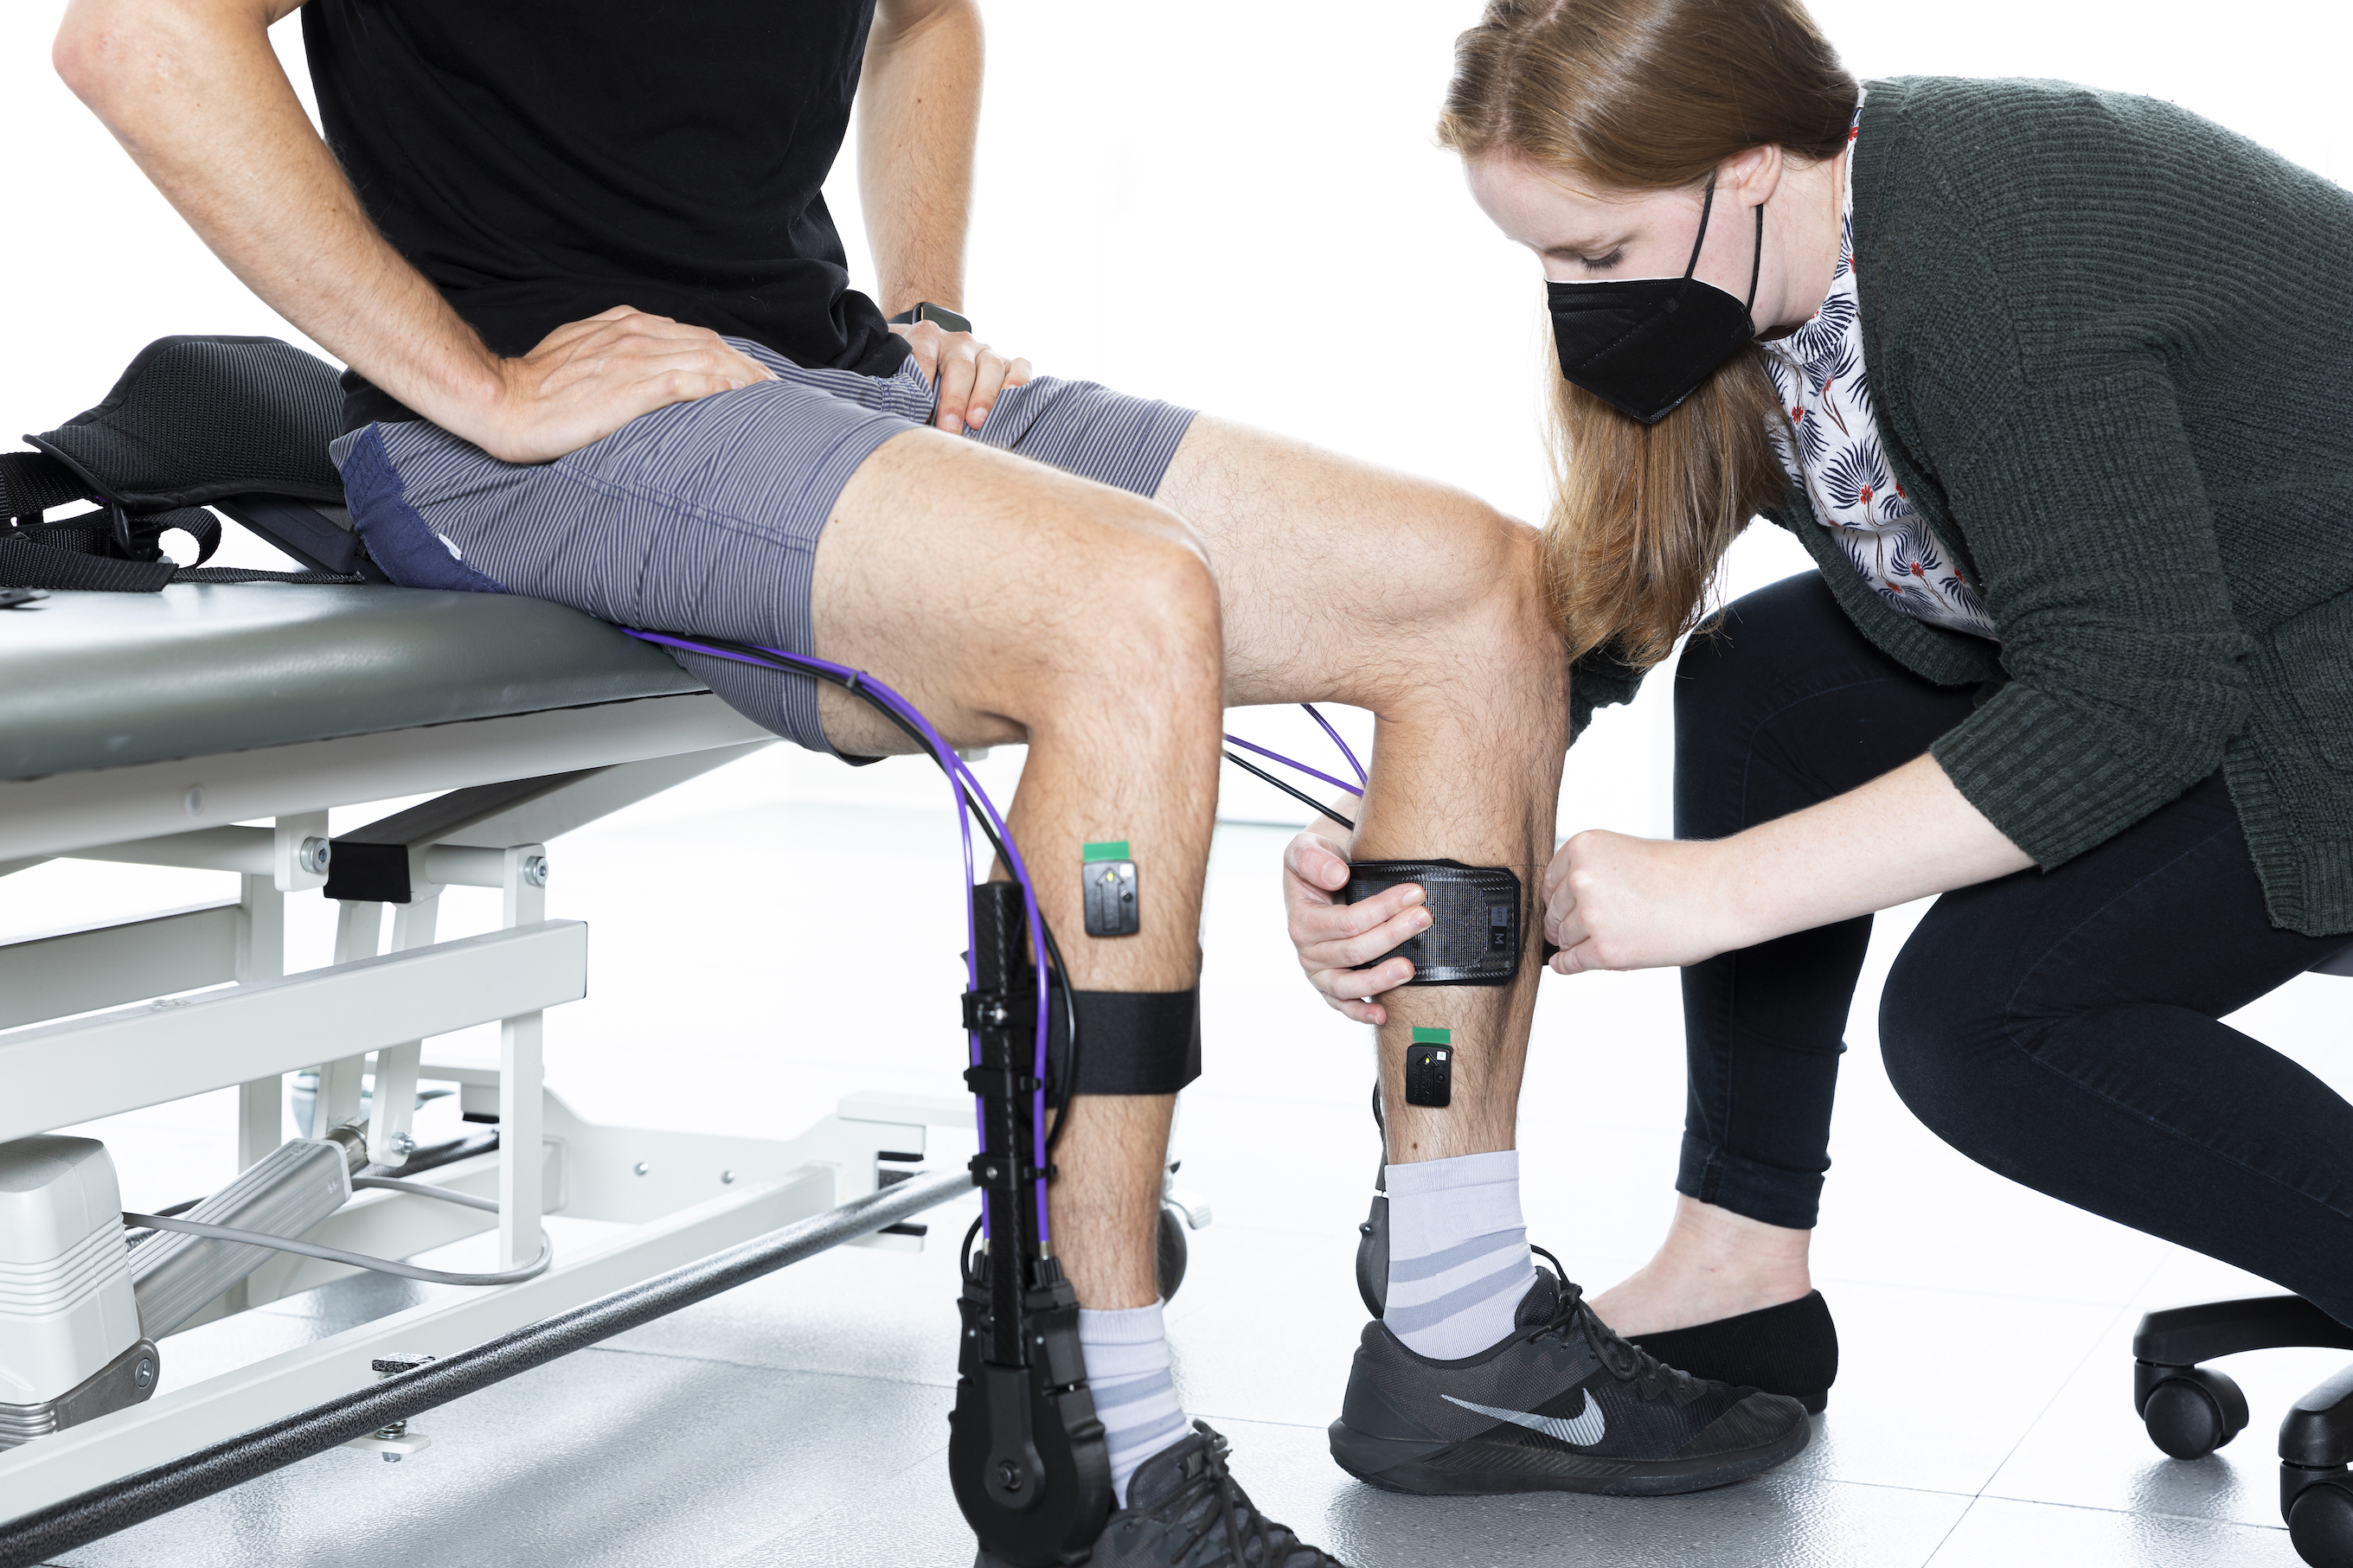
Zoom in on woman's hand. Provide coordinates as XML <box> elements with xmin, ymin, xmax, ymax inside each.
<box><xmin>1284</xmin><ymin>829</ymin><xmax>1430</xmax><ymax>1024</ymax></box>
<box><xmin>1542</xmin><ymin>829</ymin><xmax>1755</xmax><ymax>975</ymax></box>
<box><xmin>891</xmin><ymin>319</ymin><xmax>1033</xmax><ymax>435</ymax></box>
<box><xmin>1544</xmin><ymin>757</ymin><xmax>2036</xmax><ymax>976</ymax></box>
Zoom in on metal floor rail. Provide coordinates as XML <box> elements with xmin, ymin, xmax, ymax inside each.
<box><xmin>0</xmin><ymin>1168</ymin><xmax>974</xmax><ymax>1568</ymax></box>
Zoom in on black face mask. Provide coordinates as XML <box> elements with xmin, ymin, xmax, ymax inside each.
<box><xmin>1545</xmin><ymin>173</ymin><xmax>1765</xmax><ymax>425</ymax></box>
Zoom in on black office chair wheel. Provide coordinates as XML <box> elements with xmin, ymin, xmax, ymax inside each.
<box><xmin>1155</xmin><ymin>1203</ymin><xmax>1189</xmax><ymax>1302</ymax></box>
<box><xmin>2288</xmin><ymin>1480</ymin><xmax>2353</xmax><ymax>1567</ymax></box>
<box><xmin>2140</xmin><ymin>1368</ymin><xmax>2250</xmax><ymax>1459</ymax></box>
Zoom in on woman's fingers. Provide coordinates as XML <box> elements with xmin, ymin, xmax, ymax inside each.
<box><xmin>1311</xmin><ymin>955</ymin><xmax>1415</xmax><ymax>1011</ymax></box>
<box><xmin>1285</xmin><ymin>830</ymin><xmax>1355</xmax><ymax>893</ymax></box>
<box><xmin>1289</xmin><ymin>880</ymin><xmax>1422</xmax><ymax>950</ymax></box>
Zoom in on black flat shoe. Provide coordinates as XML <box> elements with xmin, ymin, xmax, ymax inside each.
<box><xmin>1625</xmin><ymin>1291</ymin><xmax>1838</xmax><ymax>1415</ymax></box>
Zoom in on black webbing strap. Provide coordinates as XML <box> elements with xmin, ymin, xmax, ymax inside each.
<box><xmin>0</xmin><ymin>451</ymin><xmax>91</xmax><ymax>522</ymax></box>
<box><xmin>0</xmin><ymin>524</ymin><xmax>360</xmax><ymax>592</ymax></box>
<box><xmin>0</xmin><ymin>534</ymin><xmax>178</xmax><ymax>592</ymax></box>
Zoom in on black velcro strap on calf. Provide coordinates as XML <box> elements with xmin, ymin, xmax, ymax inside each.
<box><xmin>1343</xmin><ymin>859</ymin><xmax>1523</xmax><ymax>986</ymax></box>
<box><xmin>1043</xmin><ymin>987</ymin><xmax>1201</xmax><ymax>1107</ymax></box>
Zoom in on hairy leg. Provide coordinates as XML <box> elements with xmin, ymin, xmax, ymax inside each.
<box><xmin>810</xmin><ymin>426</ymin><xmax>1219</xmax><ymax>1309</ymax></box>
<box><xmin>1155</xmin><ymin>416</ymin><xmax>1568</xmax><ymax>1167</ymax></box>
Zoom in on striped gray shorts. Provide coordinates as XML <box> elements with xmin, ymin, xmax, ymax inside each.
<box><xmin>328</xmin><ymin>342</ymin><xmax>1196</xmax><ymax>753</ymax></box>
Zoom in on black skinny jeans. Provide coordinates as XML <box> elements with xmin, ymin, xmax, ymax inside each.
<box><xmin>1673</xmin><ymin>573</ymin><xmax>2353</xmax><ymax>1322</ymax></box>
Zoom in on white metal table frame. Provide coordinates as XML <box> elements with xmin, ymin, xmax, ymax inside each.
<box><xmin>0</xmin><ymin>691</ymin><xmax>970</xmax><ymax>1520</ymax></box>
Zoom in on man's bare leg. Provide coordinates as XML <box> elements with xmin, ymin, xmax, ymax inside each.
<box><xmin>1156</xmin><ymin>417</ymin><xmax>1568</xmax><ymax>1170</ymax></box>
<box><xmin>1151</xmin><ymin>420</ymin><xmax>1819</xmax><ymax>1345</ymax></box>
<box><xmin>809</xmin><ymin>426</ymin><xmax>1215</xmax><ymax>1311</ymax></box>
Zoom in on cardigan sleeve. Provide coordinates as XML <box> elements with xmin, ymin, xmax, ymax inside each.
<box><xmin>1920</xmin><ymin>362</ymin><xmax>2254</xmax><ymax>867</ymax></box>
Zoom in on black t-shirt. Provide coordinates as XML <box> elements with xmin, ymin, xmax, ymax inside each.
<box><xmin>304</xmin><ymin>0</ymin><xmax>909</xmax><ymax>429</ymax></box>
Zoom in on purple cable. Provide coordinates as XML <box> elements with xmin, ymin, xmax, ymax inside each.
<box><xmin>1301</xmin><ymin>703</ymin><xmax>1368</xmax><ymax>786</ymax></box>
<box><xmin>1221</xmin><ymin>733</ymin><xmax>1363</xmax><ymax>799</ymax></box>
<box><xmin>625</xmin><ymin>630</ymin><xmax>1054</xmax><ymax>1244</ymax></box>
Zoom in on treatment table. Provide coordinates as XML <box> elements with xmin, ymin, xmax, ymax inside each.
<box><xmin>0</xmin><ymin>583</ymin><xmax>974</xmax><ymax>1526</ymax></box>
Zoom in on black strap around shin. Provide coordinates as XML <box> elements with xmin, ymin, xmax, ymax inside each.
<box><xmin>1343</xmin><ymin>858</ymin><xmax>1524</xmax><ymax>986</ymax></box>
<box><xmin>1043</xmin><ymin>986</ymin><xmax>1201</xmax><ymax>1108</ymax></box>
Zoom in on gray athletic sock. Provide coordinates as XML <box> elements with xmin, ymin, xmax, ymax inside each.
<box><xmin>1382</xmin><ymin>1149</ymin><xmax>1535</xmax><ymax>1360</ymax></box>
<box><xmin>1079</xmin><ymin>1302</ymin><xmax>1189</xmax><ymax>1506</ymax></box>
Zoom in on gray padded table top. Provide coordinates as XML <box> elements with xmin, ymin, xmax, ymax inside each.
<box><xmin>1</xmin><ymin>585</ymin><xmax>706</xmax><ymax>780</ymax></box>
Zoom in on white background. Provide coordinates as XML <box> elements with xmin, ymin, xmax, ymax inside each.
<box><xmin>3</xmin><ymin>3</ymin><xmax>2350</xmax><ymax>1223</ymax></box>
<box><xmin>4</xmin><ymin>0</ymin><xmax>2350</xmax><ymax>832</ymax></box>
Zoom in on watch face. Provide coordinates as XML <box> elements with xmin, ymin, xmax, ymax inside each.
<box><xmin>918</xmin><ymin>304</ymin><xmax>972</xmax><ymax>335</ymax></box>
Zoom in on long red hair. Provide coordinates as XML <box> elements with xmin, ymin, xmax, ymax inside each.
<box><xmin>1438</xmin><ymin>0</ymin><xmax>1856</xmax><ymax>669</ymax></box>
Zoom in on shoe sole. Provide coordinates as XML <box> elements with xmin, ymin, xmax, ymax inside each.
<box><xmin>1325</xmin><ymin>1413</ymin><xmax>1811</xmax><ymax>1498</ymax></box>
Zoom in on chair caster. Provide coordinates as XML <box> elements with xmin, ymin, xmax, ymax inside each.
<box><xmin>2134</xmin><ymin>1361</ymin><xmax>2248</xmax><ymax>1459</ymax></box>
<box><xmin>2287</xmin><ymin>1470</ymin><xmax>2353</xmax><ymax>1568</ymax></box>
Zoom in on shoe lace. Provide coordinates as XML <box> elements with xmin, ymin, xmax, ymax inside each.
<box><xmin>1143</xmin><ymin>1423</ymin><xmax>1343</xmax><ymax>1567</ymax></box>
<box><xmin>1528</xmin><ymin>1245</ymin><xmax>1703</xmax><ymax>1405</ymax></box>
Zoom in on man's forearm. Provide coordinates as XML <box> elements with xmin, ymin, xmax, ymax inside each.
<box><xmin>857</xmin><ymin>0</ymin><xmax>983</xmax><ymax>317</ymax></box>
<box><xmin>55</xmin><ymin>0</ymin><xmax>500</xmax><ymax>427</ymax></box>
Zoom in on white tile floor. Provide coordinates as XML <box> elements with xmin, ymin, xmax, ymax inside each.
<box><xmin>26</xmin><ymin>746</ymin><xmax>2353</xmax><ymax>1568</ymax></box>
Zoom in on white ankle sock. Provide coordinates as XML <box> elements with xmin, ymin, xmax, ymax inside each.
<box><xmin>1078</xmin><ymin>1302</ymin><xmax>1189</xmax><ymax>1506</ymax></box>
<box><xmin>1382</xmin><ymin>1149</ymin><xmax>1536</xmax><ymax>1360</ymax></box>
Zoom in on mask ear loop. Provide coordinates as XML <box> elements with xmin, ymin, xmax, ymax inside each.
<box><xmin>1677</xmin><ymin>170</ymin><xmax>1720</xmax><ymax>291</ymax></box>
<box><xmin>1744</xmin><ymin>201</ymin><xmax>1765</xmax><ymax>315</ymax></box>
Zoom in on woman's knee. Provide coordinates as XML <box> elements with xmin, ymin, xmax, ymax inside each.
<box><xmin>1876</xmin><ymin>940</ymin><xmax>2033</xmax><ymax>1157</ymax></box>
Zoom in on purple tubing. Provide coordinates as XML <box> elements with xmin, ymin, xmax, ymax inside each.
<box><xmin>624</xmin><ymin>630</ymin><xmax>1053</xmax><ymax>1244</ymax></box>
<box><xmin>1301</xmin><ymin>704</ymin><xmax>1369</xmax><ymax>786</ymax></box>
<box><xmin>1221</xmin><ymin>733</ymin><xmax>1363</xmax><ymax>799</ymax></box>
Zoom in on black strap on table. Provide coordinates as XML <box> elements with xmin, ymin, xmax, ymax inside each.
<box><xmin>0</xmin><ymin>451</ymin><xmax>359</xmax><ymax>592</ymax></box>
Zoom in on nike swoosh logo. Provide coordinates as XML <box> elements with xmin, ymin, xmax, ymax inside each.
<box><xmin>1442</xmin><ymin>1391</ymin><xmax>1606</xmax><ymax>1447</ymax></box>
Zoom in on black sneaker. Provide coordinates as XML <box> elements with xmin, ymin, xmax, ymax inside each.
<box><xmin>1329</xmin><ymin>1258</ymin><xmax>1811</xmax><ymax>1496</ymax></box>
<box><xmin>976</xmin><ymin>1423</ymin><xmax>1346</xmax><ymax>1568</ymax></box>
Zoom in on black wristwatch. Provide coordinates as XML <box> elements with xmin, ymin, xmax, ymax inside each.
<box><xmin>888</xmin><ymin>302</ymin><xmax>972</xmax><ymax>334</ymax></box>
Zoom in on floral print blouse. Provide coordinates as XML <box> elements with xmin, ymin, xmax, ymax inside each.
<box><xmin>1762</xmin><ymin>92</ymin><xmax>1999</xmax><ymax>642</ymax></box>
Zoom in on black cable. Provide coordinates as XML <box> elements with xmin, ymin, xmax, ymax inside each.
<box><xmin>679</xmin><ymin>635</ymin><xmax>1084</xmax><ymax>1150</ymax></box>
<box><xmin>959</xmin><ymin>1212</ymin><xmax>984</xmax><ymax>1284</ymax></box>
<box><xmin>1222</xmin><ymin>749</ymin><xmax>1356</xmax><ymax>832</ymax></box>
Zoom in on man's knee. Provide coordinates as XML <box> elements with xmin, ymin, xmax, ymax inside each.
<box><xmin>1067</xmin><ymin>497</ymin><xmax>1221</xmax><ymax>686</ymax></box>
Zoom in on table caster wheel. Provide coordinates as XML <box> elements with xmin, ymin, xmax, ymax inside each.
<box><xmin>2289</xmin><ymin>1481</ymin><xmax>2353</xmax><ymax>1567</ymax></box>
<box><xmin>2141</xmin><ymin>1367</ymin><xmax>2248</xmax><ymax>1459</ymax></box>
<box><xmin>1156</xmin><ymin>1203</ymin><xmax>1189</xmax><ymax>1302</ymax></box>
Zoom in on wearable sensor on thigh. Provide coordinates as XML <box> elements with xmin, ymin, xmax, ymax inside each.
<box><xmin>1343</xmin><ymin>859</ymin><xmax>1523</xmax><ymax>985</ymax></box>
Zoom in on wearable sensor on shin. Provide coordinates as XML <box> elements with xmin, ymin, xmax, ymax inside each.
<box><xmin>1082</xmin><ymin>840</ymin><xmax>1139</xmax><ymax>937</ymax></box>
<box><xmin>1343</xmin><ymin>859</ymin><xmax>1523</xmax><ymax>986</ymax></box>
<box><xmin>1405</xmin><ymin>1027</ymin><xmax>1454</xmax><ymax>1109</ymax></box>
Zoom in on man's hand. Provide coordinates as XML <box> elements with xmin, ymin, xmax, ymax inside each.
<box><xmin>461</xmin><ymin>308</ymin><xmax>775</xmax><ymax>464</ymax></box>
<box><xmin>1284</xmin><ymin>829</ymin><xmax>1430</xmax><ymax>1024</ymax></box>
<box><xmin>891</xmin><ymin>319</ymin><xmax>1031</xmax><ymax>436</ymax></box>
<box><xmin>1542</xmin><ymin>830</ymin><xmax>1752</xmax><ymax>975</ymax></box>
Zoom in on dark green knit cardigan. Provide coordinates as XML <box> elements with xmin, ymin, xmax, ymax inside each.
<box><xmin>1569</xmin><ymin>75</ymin><xmax>2353</xmax><ymax>937</ymax></box>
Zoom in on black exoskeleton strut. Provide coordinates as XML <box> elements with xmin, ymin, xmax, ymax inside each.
<box><xmin>948</xmin><ymin>882</ymin><xmax>1112</xmax><ymax>1565</ymax></box>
